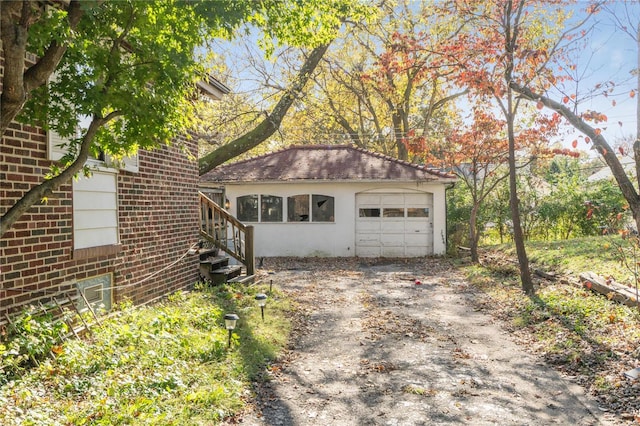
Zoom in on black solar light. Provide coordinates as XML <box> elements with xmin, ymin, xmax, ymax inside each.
<box><xmin>224</xmin><ymin>313</ymin><xmax>239</xmax><ymax>348</ymax></box>
<box><xmin>255</xmin><ymin>293</ymin><xmax>268</xmax><ymax>321</ymax></box>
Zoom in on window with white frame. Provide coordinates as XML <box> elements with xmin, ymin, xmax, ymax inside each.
<box><xmin>238</xmin><ymin>193</ymin><xmax>334</xmax><ymax>223</ymax></box>
<box><xmin>261</xmin><ymin>195</ymin><xmax>283</xmax><ymax>222</ymax></box>
<box><xmin>286</xmin><ymin>194</ymin><xmax>335</xmax><ymax>223</ymax></box>
<box><xmin>76</xmin><ymin>273</ymin><xmax>113</xmax><ymax>313</ymax></box>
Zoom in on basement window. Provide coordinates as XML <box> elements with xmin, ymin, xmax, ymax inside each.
<box><xmin>76</xmin><ymin>273</ymin><xmax>113</xmax><ymax>314</ymax></box>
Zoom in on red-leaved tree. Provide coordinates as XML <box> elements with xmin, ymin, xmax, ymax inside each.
<box><xmin>435</xmin><ymin>0</ymin><xmax>591</xmax><ymax>294</ymax></box>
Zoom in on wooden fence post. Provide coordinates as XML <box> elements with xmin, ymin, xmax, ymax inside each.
<box><xmin>245</xmin><ymin>225</ymin><xmax>255</xmax><ymax>276</ymax></box>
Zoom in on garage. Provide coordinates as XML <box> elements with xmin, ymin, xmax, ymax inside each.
<box><xmin>355</xmin><ymin>191</ymin><xmax>433</xmax><ymax>257</ymax></box>
<box><xmin>202</xmin><ymin>145</ymin><xmax>454</xmax><ymax>257</ymax></box>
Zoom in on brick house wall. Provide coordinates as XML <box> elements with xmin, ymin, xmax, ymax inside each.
<box><xmin>1</xmin><ymin>114</ymin><xmax>201</xmax><ymax>317</ymax></box>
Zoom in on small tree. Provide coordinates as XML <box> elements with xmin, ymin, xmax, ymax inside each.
<box><xmin>446</xmin><ymin>0</ymin><xmax>589</xmax><ymax>294</ymax></box>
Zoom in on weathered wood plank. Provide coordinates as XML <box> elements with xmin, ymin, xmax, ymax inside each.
<box><xmin>579</xmin><ymin>271</ymin><xmax>640</xmax><ymax>309</ymax></box>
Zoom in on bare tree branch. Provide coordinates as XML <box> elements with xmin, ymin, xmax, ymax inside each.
<box><xmin>198</xmin><ymin>43</ymin><xmax>331</xmax><ymax>174</ymax></box>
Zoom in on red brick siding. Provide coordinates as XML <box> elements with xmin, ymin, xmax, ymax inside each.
<box><xmin>1</xmin><ymin>120</ymin><xmax>200</xmax><ymax>317</ymax></box>
<box><xmin>113</xmin><ymin>134</ymin><xmax>200</xmax><ymax>304</ymax></box>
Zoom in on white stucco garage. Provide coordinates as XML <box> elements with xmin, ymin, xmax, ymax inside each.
<box><xmin>200</xmin><ymin>145</ymin><xmax>456</xmax><ymax>258</ymax></box>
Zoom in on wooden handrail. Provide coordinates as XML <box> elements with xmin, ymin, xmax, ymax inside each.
<box><xmin>199</xmin><ymin>192</ymin><xmax>255</xmax><ymax>276</ymax></box>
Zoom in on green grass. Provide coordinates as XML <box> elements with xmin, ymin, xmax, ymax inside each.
<box><xmin>0</xmin><ymin>282</ymin><xmax>292</xmax><ymax>426</ymax></box>
<box><xmin>488</xmin><ymin>235</ymin><xmax>640</xmax><ymax>285</ymax></box>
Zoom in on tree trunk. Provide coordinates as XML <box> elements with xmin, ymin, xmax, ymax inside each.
<box><xmin>0</xmin><ymin>0</ymin><xmax>85</xmax><ymax>136</ymax></box>
<box><xmin>392</xmin><ymin>110</ymin><xmax>408</xmax><ymax>161</ymax></box>
<box><xmin>469</xmin><ymin>203</ymin><xmax>480</xmax><ymax>263</ymax></box>
<box><xmin>198</xmin><ymin>43</ymin><xmax>330</xmax><ymax>175</ymax></box>
<box><xmin>502</xmin><ymin>0</ymin><xmax>534</xmax><ymax>295</ymax></box>
<box><xmin>507</xmin><ymin>113</ymin><xmax>534</xmax><ymax>295</ymax></box>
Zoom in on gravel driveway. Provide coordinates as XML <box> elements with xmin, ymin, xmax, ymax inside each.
<box><xmin>233</xmin><ymin>258</ymin><xmax>623</xmax><ymax>425</ymax></box>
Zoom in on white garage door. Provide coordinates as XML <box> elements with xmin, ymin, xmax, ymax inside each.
<box><xmin>355</xmin><ymin>192</ymin><xmax>433</xmax><ymax>257</ymax></box>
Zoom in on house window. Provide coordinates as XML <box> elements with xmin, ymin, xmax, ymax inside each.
<box><xmin>408</xmin><ymin>207</ymin><xmax>429</xmax><ymax>218</ymax></box>
<box><xmin>359</xmin><ymin>208</ymin><xmax>380</xmax><ymax>218</ymax></box>
<box><xmin>312</xmin><ymin>194</ymin><xmax>334</xmax><ymax>222</ymax></box>
<box><xmin>383</xmin><ymin>208</ymin><xmax>405</xmax><ymax>218</ymax></box>
<box><xmin>237</xmin><ymin>195</ymin><xmax>259</xmax><ymax>222</ymax></box>
<box><xmin>288</xmin><ymin>194</ymin><xmax>310</xmax><ymax>222</ymax></box>
<box><xmin>261</xmin><ymin>195</ymin><xmax>283</xmax><ymax>222</ymax></box>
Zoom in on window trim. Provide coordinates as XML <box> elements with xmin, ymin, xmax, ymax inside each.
<box><xmin>76</xmin><ymin>273</ymin><xmax>113</xmax><ymax>313</ymax></box>
<box><xmin>236</xmin><ymin>194</ymin><xmax>259</xmax><ymax>222</ymax></box>
<box><xmin>311</xmin><ymin>194</ymin><xmax>335</xmax><ymax>222</ymax></box>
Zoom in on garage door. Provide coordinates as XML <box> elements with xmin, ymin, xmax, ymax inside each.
<box><xmin>355</xmin><ymin>192</ymin><xmax>433</xmax><ymax>257</ymax></box>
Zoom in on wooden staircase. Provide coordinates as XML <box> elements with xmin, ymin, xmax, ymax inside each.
<box><xmin>198</xmin><ymin>192</ymin><xmax>255</xmax><ymax>285</ymax></box>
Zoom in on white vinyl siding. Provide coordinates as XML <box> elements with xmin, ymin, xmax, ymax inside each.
<box><xmin>47</xmin><ymin>127</ymin><xmax>68</xmax><ymax>161</ymax></box>
<box><xmin>119</xmin><ymin>152</ymin><xmax>139</xmax><ymax>172</ymax></box>
<box><xmin>73</xmin><ymin>171</ymin><xmax>119</xmax><ymax>249</ymax></box>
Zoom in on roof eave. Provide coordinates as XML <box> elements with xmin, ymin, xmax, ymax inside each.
<box><xmin>197</xmin><ymin>78</ymin><xmax>230</xmax><ymax>100</ymax></box>
<box><xmin>208</xmin><ymin>177</ymin><xmax>456</xmax><ymax>185</ymax></box>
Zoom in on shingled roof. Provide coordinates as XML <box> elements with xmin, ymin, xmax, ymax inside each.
<box><xmin>200</xmin><ymin>145</ymin><xmax>456</xmax><ymax>183</ymax></box>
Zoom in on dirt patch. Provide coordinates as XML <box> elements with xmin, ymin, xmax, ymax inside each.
<box><xmin>230</xmin><ymin>257</ymin><xmax>628</xmax><ymax>425</ymax></box>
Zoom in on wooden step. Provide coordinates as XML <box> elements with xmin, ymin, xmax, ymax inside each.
<box><xmin>199</xmin><ymin>256</ymin><xmax>230</xmax><ymax>282</ymax></box>
<box><xmin>211</xmin><ymin>265</ymin><xmax>243</xmax><ymax>285</ymax></box>
<box><xmin>198</xmin><ymin>247</ymin><xmax>220</xmax><ymax>262</ymax></box>
<box><xmin>228</xmin><ymin>274</ymin><xmax>255</xmax><ymax>284</ymax></box>
<box><xmin>201</xmin><ymin>255</ymin><xmax>229</xmax><ymax>269</ymax></box>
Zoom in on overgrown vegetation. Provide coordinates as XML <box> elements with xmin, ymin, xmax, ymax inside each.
<box><xmin>447</xmin><ymin>156</ymin><xmax>629</xmax><ymax>252</ymax></box>
<box><xmin>0</xmin><ymin>282</ymin><xmax>291</xmax><ymax>425</ymax></box>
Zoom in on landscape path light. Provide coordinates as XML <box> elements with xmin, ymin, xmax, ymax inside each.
<box><xmin>255</xmin><ymin>293</ymin><xmax>268</xmax><ymax>321</ymax></box>
<box><xmin>224</xmin><ymin>313</ymin><xmax>239</xmax><ymax>348</ymax></box>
